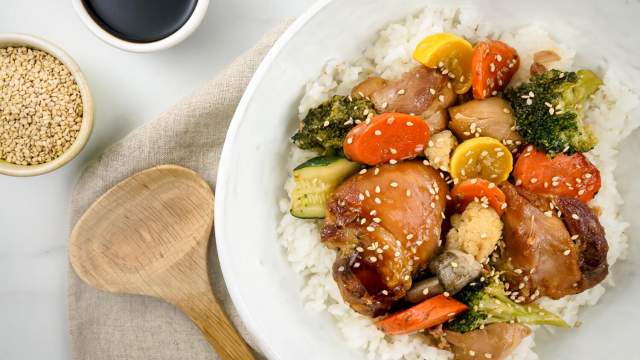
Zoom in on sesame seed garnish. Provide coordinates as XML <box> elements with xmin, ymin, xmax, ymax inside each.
<box><xmin>347</xmin><ymin>137</ymin><xmax>353</xmax><ymax>144</ymax></box>
<box><xmin>489</xmin><ymin>63</ymin><xmax>496</xmax><ymax>72</ymax></box>
<box><xmin>485</xmin><ymin>352</ymin><xmax>493</xmax><ymax>358</ymax></box>
<box><xmin>526</xmin><ymin>98</ymin><xmax>533</xmax><ymax>105</ymax></box>
<box><xmin>374</xmin><ymin>129</ymin><xmax>382</xmax><ymax>136</ymax></box>
<box><xmin>359</xmin><ymin>169</ymin><xmax>367</xmax><ymax>175</ymax></box>
<box><xmin>469</xmin><ymin>350</ymin><xmax>476</xmax><ymax>356</ymax></box>
<box><xmin>571</xmin><ymin>234</ymin><xmax>579</xmax><ymax>240</ymax></box>
<box><xmin>571</xmin><ymin>214</ymin><xmax>580</xmax><ymax>220</ymax></box>
<box><xmin>356</xmin><ymin>246</ymin><xmax>364</xmax><ymax>252</ymax></box>
<box><xmin>374</xmin><ymin>168</ymin><xmax>380</xmax><ymax>175</ymax></box>
<box><xmin>397</xmin><ymin>89</ymin><xmax>406</xmax><ymax>95</ymax></box>
<box><xmin>358</xmin><ymin>193</ymin><xmax>365</xmax><ymax>201</ymax></box>
<box><xmin>438</xmin><ymin>95</ymin><xmax>445</xmax><ymax>102</ymax></box>
<box><xmin>406</xmin><ymin>234</ymin><xmax>414</xmax><ymax>240</ymax></box>
<box><xmin>563</xmin><ymin>249</ymin><xmax>571</xmax><ymax>256</ymax></box>
<box><xmin>390</xmin><ymin>181</ymin><xmax>398</xmax><ymax>188</ymax></box>
<box><xmin>365</xmin><ymin>190</ymin><xmax>370</xmax><ymax>197</ymax></box>
<box><xmin>338</xmin><ymin>266</ymin><xmax>345</xmax><ymax>272</ymax></box>
<box><xmin>406</xmin><ymin>121</ymin><xmax>414</xmax><ymax>127</ymax></box>
<box><xmin>389</xmin><ymin>159</ymin><xmax>398</xmax><ymax>165</ymax></box>
<box><xmin>390</xmin><ymin>148</ymin><xmax>397</xmax><ymax>154</ymax></box>
<box><xmin>369</xmin><ymin>256</ymin><xmax>377</xmax><ymax>263</ymax></box>
<box><xmin>374</xmin><ymin>197</ymin><xmax>382</xmax><ymax>204</ymax></box>
<box><xmin>530</xmin><ymin>178</ymin><xmax>538</xmax><ymax>184</ymax></box>
<box><xmin>451</xmin><ymin>262</ymin><xmax>458</xmax><ymax>268</ymax></box>
<box><xmin>359</xmin><ymin>218</ymin><xmax>366</xmax><ymax>225</ymax></box>
<box><xmin>406</xmin><ymin>189</ymin><xmax>412</xmax><ymax>197</ymax></box>
<box><xmin>373</xmin><ymin>217</ymin><xmax>382</xmax><ymax>223</ymax></box>
<box><xmin>381</xmin><ymin>102</ymin><xmax>388</xmax><ymax>109</ymax></box>
<box><xmin>375</xmin><ymin>185</ymin><xmax>381</xmax><ymax>193</ymax></box>
<box><xmin>422</xmin><ymin>288</ymin><xmax>430</xmax><ymax>295</ymax></box>
<box><xmin>353</xmin><ymin>262</ymin><xmax>360</xmax><ymax>268</ymax></box>
<box><xmin>443</xmin><ymin>292</ymin><xmax>450</xmax><ymax>297</ymax></box>
<box><xmin>367</xmin><ymin>226</ymin><xmax>375</xmax><ymax>232</ymax></box>
<box><xmin>323</xmin><ymin>120</ymin><xmax>330</xmax><ymax>127</ymax></box>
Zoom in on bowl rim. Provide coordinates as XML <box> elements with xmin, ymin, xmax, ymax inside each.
<box><xmin>0</xmin><ymin>33</ymin><xmax>94</xmax><ymax>177</ymax></box>
<box><xmin>214</xmin><ymin>0</ymin><xmax>332</xmax><ymax>358</ymax></box>
<box><xmin>71</xmin><ymin>0</ymin><xmax>210</xmax><ymax>53</ymax></box>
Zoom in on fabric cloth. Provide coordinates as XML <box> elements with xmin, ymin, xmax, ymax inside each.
<box><xmin>68</xmin><ymin>22</ymin><xmax>291</xmax><ymax>360</ymax></box>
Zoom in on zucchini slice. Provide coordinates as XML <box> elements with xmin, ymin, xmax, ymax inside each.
<box><xmin>290</xmin><ymin>156</ymin><xmax>362</xmax><ymax>219</ymax></box>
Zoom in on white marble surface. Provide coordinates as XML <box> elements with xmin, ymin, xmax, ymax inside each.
<box><xmin>0</xmin><ymin>1</ymin><xmax>315</xmax><ymax>358</ymax></box>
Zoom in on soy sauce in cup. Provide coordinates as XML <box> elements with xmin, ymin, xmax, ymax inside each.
<box><xmin>81</xmin><ymin>0</ymin><xmax>199</xmax><ymax>43</ymax></box>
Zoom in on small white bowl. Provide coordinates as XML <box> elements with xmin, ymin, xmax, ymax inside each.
<box><xmin>0</xmin><ymin>33</ymin><xmax>94</xmax><ymax>177</ymax></box>
<box><xmin>71</xmin><ymin>0</ymin><xmax>209</xmax><ymax>53</ymax></box>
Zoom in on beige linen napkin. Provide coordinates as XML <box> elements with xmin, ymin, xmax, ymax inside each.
<box><xmin>68</xmin><ymin>22</ymin><xmax>291</xmax><ymax>360</ymax></box>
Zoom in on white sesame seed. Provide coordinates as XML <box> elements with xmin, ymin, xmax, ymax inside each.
<box><xmin>390</xmin><ymin>181</ymin><xmax>398</xmax><ymax>188</ymax></box>
<box><xmin>369</xmin><ymin>256</ymin><xmax>377</xmax><ymax>263</ymax></box>
<box><xmin>323</xmin><ymin>120</ymin><xmax>330</xmax><ymax>127</ymax></box>
<box><xmin>347</xmin><ymin>137</ymin><xmax>353</xmax><ymax>144</ymax></box>
<box><xmin>397</xmin><ymin>89</ymin><xmax>406</xmax><ymax>95</ymax></box>
<box><xmin>389</xmin><ymin>159</ymin><xmax>398</xmax><ymax>165</ymax></box>
<box><xmin>374</xmin><ymin>129</ymin><xmax>382</xmax><ymax>136</ymax></box>
<box><xmin>374</xmin><ymin>168</ymin><xmax>380</xmax><ymax>175</ymax></box>
<box><xmin>358</xmin><ymin>193</ymin><xmax>365</xmax><ymax>200</ymax></box>
<box><xmin>390</xmin><ymin>148</ymin><xmax>397</xmax><ymax>154</ymax></box>
<box><xmin>374</xmin><ymin>197</ymin><xmax>382</xmax><ymax>204</ymax></box>
<box><xmin>406</xmin><ymin>189</ymin><xmax>412</xmax><ymax>197</ymax></box>
<box><xmin>367</xmin><ymin>226</ymin><xmax>375</xmax><ymax>232</ymax></box>
<box><xmin>563</xmin><ymin>249</ymin><xmax>571</xmax><ymax>256</ymax></box>
<box><xmin>338</xmin><ymin>266</ymin><xmax>345</xmax><ymax>272</ymax></box>
<box><xmin>353</xmin><ymin>262</ymin><xmax>360</xmax><ymax>268</ymax></box>
<box><xmin>406</xmin><ymin>234</ymin><xmax>414</xmax><ymax>240</ymax></box>
<box><xmin>381</xmin><ymin>102</ymin><xmax>388</xmax><ymax>109</ymax></box>
<box><xmin>406</xmin><ymin>121</ymin><xmax>414</xmax><ymax>127</ymax></box>
<box><xmin>438</xmin><ymin>95</ymin><xmax>445</xmax><ymax>102</ymax></box>
<box><xmin>571</xmin><ymin>214</ymin><xmax>580</xmax><ymax>220</ymax></box>
<box><xmin>375</xmin><ymin>185</ymin><xmax>381</xmax><ymax>193</ymax></box>
<box><xmin>359</xmin><ymin>169</ymin><xmax>367</xmax><ymax>175</ymax></box>
<box><xmin>443</xmin><ymin>292</ymin><xmax>450</xmax><ymax>297</ymax></box>
<box><xmin>526</xmin><ymin>98</ymin><xmax>533</xmax><ymax>105</ymax></box>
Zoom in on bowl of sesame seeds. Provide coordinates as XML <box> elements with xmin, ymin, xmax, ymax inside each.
<box><xmin>0</xmin><ymin>33</ymin><xmax>93</xmax><ymax>177</ymax></box>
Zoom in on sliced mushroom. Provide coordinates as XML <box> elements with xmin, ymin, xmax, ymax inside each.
<box><xmin>406</xmin><ymin>250</ymin><xmax>482</xmax><ymax>303</ymax></box>
<box><xmin>448</xmin><ymin>97</ymin><xmax>523</xmax><ymax>151</ymax></box>
<box><xmin>429</xmin><ymin>250</ymin><xmax>483</xmax><ymax>294</ymax></box>
<box><xmin>405</xmin><ymin>277</ymin><xmax>445</xmax><ymax>303</ymax></box>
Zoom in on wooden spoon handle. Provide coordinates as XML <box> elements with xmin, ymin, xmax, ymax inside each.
<box><xmin>177</xmin><ymin>289</ymin><xmax>256</xmax><ymax>360</ymax></box>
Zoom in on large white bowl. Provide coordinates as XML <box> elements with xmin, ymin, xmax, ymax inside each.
<box><xmin>215</xmin><ymin>0</ymin><xmax>640</xmax><ymax>359</ymax></box>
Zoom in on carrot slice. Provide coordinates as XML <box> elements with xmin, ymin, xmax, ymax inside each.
<box><xmin>376</xmin><ymin>294</ymin><xmax>468</xmax><ymax>335</ymax></box>
<box><xmin>471</xmin><ymin>40</ymin><xmax>519</xmax><ymax>100</ymax></box>
<box><xmin>451</xmin><ymin>178</ymin><xmax>506</xmax><ymax>215</ymax></box>
<box><xmin>343</xmin><ymin>113</ymin><xmax>430</xmax><ymax>166</ymax></box>
<box><xmin>513</xmin><ymin>146</ymin><xmax>601</xmax><ymax>203</ymax></box>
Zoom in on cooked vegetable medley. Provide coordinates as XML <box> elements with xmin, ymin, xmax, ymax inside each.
<box><xmin>287</xmin><ymin>31</ymin><xmax>609</xmax><ymax>360</ymax></box>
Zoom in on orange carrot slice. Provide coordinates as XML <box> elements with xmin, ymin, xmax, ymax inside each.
<box><xmin>377</xmin><ymin>294</ymin><xmax>468</xmax><ymax>335</ymax></box>
<box><xmin>343</xmin><ymin>113</ymin><xmax>430</xmax><ymax>166</ymax></box>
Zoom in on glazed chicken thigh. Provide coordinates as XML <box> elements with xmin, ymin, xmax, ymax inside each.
<box><xmin>321</xmin><ymin>161</ymin><xmax>448</xmax><ymax>316</ymax></box>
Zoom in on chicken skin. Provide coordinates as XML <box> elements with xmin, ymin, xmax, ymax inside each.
<box><xmin>321</xmin><ymin>161</ymin><xmax>447</xmax><ymax>316</ymax></box>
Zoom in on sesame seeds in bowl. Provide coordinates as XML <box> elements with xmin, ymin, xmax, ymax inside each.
<box><xmin>0</xmin><ymin>33</ymin><xmax>93</xmax><ymax>177</ymax></box>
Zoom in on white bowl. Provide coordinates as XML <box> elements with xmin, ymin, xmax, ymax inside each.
<box><xmin>71</xmin><ymin>0</ymin><xmax>209</xmax><ymax>53</ymax></box>
<box><xmin>0</xmin><ymin>33</ymin><xmax>94</xmax><ymax>177</ymax></box>
<box><xmin>215</xmin><ymin>0</ymin><xmax>640</xmax><ymax>359</ymax></box>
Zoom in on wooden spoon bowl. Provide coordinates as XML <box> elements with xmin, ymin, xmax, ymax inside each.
<box><xmin>69</xmin><ymin>165</ymin><xmax>255</xmax><ymax>360</ymax></box>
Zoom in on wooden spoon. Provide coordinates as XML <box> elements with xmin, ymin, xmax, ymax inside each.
<box><xmin>69</xmin><ymin>165</ymin><xmax>255</xmax><ymax>360</ymax></box>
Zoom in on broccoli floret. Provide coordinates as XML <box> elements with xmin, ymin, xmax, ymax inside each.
<box><xmin>504</xmin><ymin>69</ymin><xmax>602</xmax><ymax>154</ymax></box>
<box><xmin>292</xmin><ymin>95</ymin><xmax>376</xmax><ymax>154</ymax></box>
<box><xmin>446</xmin><ymin>276</ymin><xmax>569</xmax><ymax>333</ymax></box>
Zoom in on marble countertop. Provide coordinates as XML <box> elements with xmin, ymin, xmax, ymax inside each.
<box><xmin>0</xmin><ymin>0</ymin><xmax>315</xmax><ymax>358</ymax></box>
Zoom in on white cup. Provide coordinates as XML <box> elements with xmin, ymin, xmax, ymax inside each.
<box><xmin>71</xmin><ymin>0</ymin><xmax>209</xmax><ymax>53</ymax></box>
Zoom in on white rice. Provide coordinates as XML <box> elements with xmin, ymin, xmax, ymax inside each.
<box><xmin>278</xmin><ymin>5</ymin><xmax>640</xmax><ymax>360</ymax></box>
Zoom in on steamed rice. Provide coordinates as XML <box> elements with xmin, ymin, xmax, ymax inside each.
<box><xmin>277</xmin><ymin>5</ymin><xmax>640</xmax><ymax>360</ymax></box>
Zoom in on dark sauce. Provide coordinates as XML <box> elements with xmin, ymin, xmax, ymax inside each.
<box><xmin>82</xmin><ymin>0</ymin><xmax>198</xmax><ymax>43</ymax></box>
